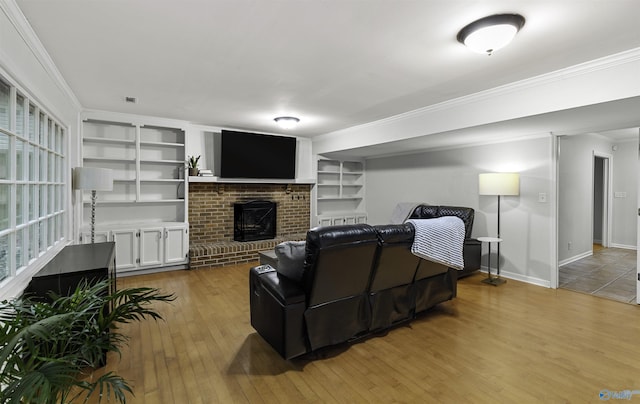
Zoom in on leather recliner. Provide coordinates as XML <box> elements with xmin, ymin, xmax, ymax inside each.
<box><xmin>368</xmin><ymin>223</ymin><xmax>422</xmax><ymax>331</ymax></box>
<box><xmin>301</xmin><ymin>224</ymin><xmax>379</xmax><ymax>351</ymax></box>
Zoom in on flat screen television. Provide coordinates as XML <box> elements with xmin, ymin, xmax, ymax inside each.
<box><xmin>216</xmin><ymin>130</ymin><xmax>297</xmax><ymax>179</ymax></box>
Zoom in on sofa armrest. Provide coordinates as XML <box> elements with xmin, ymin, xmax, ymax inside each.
<box><xmin>251</xmin><ymin>265</ymin><xmax>305</xmax><ymax>305</ymax></box>
<box><xmin>249</xmin><ymin>265</ymin><xmax>308</xmax><ymax>359</ymax></box>
<box><xmin>461</xmin><ymin>238</ymin><xmax>481</xmax><ymax>276</ymax></box>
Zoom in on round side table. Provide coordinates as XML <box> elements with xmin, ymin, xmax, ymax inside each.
<box><xmin>477</xmin><ymin>237</ymin><xmax>505</xmax><ymax>286</ymax></box>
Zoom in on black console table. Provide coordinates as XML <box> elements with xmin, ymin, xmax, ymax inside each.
<box><xmin>25</xmin><ymin>242</ymin><xmax>116</xmax><ymax>301</ymax></box>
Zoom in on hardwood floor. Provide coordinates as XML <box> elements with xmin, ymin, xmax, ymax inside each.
<box><xmin>86</xmin><ymin>264</ymin><xmax>640</xmax><ymax>403</ymax></box>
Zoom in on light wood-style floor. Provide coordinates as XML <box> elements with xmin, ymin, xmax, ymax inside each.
<box><xmin>86</xmin><ymin>263</ymin><xmax>640</xmax><ymax>403</ymax></box>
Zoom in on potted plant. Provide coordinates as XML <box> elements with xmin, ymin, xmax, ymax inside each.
<box><xmin>0</xmin><ymin>279</ymin><xmax>174</xmax><ymax>404</ymax></box>
<box><xmin>187</xmin><ymin>155</ymin><xmax>201</xmax><ymax>177</ymax></box>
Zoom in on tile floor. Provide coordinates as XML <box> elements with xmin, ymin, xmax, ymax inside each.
<box><xmin>559</xmin><ymin>246</ymin><xmax>637</xmax><ymax>304</ymax></box>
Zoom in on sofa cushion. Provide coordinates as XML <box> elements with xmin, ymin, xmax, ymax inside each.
<box><xmin>409</xmin><ymin>204</ymin><xmax>475</xmax><ymax>239</ymax></box>
<box><xmin>303</xmin><ymin>224</ymin><xmax>378</xmax><ymax>302</ymax></box>
<box><xmin>274</xmin><ymin>241</ymin><xmax>306</xmax><ymax>282</ymax></box>
<box><xmin>411</xmin><ymin>205</ymin><xmax>439</xmax><ymax>219</ymax></box>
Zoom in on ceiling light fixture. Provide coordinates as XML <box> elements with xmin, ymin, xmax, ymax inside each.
<box><xmin>457</xmin><ymin>14</ymin><xmax>525</xmax><ymax>55</ymax></box>
<box><xmin>274</xmin><ymin>116</ymin><xmax>300</xmax><ymax>130</ymax></box>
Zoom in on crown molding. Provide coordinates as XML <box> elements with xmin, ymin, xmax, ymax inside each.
<box><xmin>321</xmin><ymin>47</ymin><xmax>640</xmax><ymax>138</ymax></box>
<box><xmin>82</xmin><ymin>109</ymin><xmax>190</xmax><ymax>131</ymax></box>
<box><xmin>0</xmin><ymin>0</ymin><xmax>82</xmax><ymax>111</ymax></box>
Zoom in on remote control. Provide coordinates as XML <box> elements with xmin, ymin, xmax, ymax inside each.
<box><xmin>254</xmin><ymin>265</ymin><xmax>275</xmax><ymax>274</ymax></box>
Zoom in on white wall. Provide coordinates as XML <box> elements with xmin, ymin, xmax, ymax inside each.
<box><xmin>558</xmin><ymin>134</ymin><xmax>638</xmax><ymax>264</ymax></box>
<box><xmin>365</xmin><ymin>136</ymin><xmax>554</xmax><ymax>286</ymax></box>
<box><xmin>611</xmin><ymin>139</ymin><xmax>638</xmax><ymax>248</ymax></box>
<box><xmin>0</xmin><ymin>3</ymin><xmax>79</xmax><ymax>124</ymax></box>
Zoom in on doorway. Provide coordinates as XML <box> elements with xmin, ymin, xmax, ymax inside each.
<box><xmin>592</xmin><ymin>154</ymin><xmax>610</xmax><ymax>248</ymax></box>
<box><xmin>557</xmin><ymin>134</ymin><xmax>638</xmax><ymax>304</ymax></box>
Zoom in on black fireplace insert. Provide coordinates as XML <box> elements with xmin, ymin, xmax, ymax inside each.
<box><xmin>234</xmin><ymin>200</ymin><xmax>277</xmax><ymax>242</ymax></box>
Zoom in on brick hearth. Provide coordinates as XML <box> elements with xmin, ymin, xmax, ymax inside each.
<box><xmin>188</xmin><ymin>182</ymin><xmax>311</xmax><ymax>268</ymax></box>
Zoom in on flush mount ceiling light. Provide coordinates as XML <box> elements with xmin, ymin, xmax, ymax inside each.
<box><xmin>457</xmin><ymin>14</ymin><xmax>525</xmax><ymax>55</ymax></box>
<box><xmin>274</xmin><ymin>116</ymin><xmax>300</xmax><ymax>129</ymax></box>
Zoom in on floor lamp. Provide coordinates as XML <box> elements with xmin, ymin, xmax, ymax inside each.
<box><xmin>73</xmin><ymin>167</ymin><xmax>113</xmax><ymax>243</ymax></box>
<box><xmin>478</xmin><ymin>172</ymin><xmax>520</xmax><ymax>284</ymax></box>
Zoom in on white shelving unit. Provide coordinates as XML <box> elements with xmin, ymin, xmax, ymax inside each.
<box><xmin>316</xmin><ymin>158</ymin><xmax>367</xmax><ymax>227</ymax></box>
<box><xmin>80</xmin><ymin>117</ymin><xmax>189</xmax><ymax>272</ymax></box>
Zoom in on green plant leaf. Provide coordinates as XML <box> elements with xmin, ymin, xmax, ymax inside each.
<box><xmin>0</xmin><ymin>279</ymin><xmax>174</xmax><ymax>404</ymax></box>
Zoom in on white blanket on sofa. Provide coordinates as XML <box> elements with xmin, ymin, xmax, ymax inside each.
<box><xmin>405</xmin><ymin>217</ymin><xmax>465</xmax><ymax>270</ymax></box>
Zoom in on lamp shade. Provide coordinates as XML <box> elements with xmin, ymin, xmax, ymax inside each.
<box><xmin>73</xmin><ymin>167</ymin><xmax>113</xmax><ymax>191</ymax></box>
<box><xmin>479</xmin><ymin>173</ymin><xmax>519</xmax><ymax>196</ymax></box>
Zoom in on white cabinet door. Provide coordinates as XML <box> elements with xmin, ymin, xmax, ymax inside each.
<box><xmin>356</xmin><ymin>215</ymin><xmax>367</xmax><ymax>224</ymax></box>
<box><xmin>164</xmin><ymin>225</ymin><xmax>188</xmax><ymax>265</ymax></box>
<box><xmin>111</xmin><ymin>229</ymin><xmax>138</xmax><ymax>271</ymax></box>
<box><xmin>318</xmin><ymin>217</ymin><xmax>332</xmax><ymax>227</ymax></box>
<box><xmin>344</xmin><ymin>216</ymin><xmax>357</xmax><ymax>225</ymax></box>
<box><xmin>81</xmin><ymin>231</ymin><xmax>110</xmax><ymax>244</ymax></box>
<box><xmin>140</xmin><ymin>227</ymin><xmax>164</xmax><ymax>267</ymax></box>
<box><xmin>331</xmin><ymin>216</ymin><xmax>345</xmax><ymax>226</ymax></box>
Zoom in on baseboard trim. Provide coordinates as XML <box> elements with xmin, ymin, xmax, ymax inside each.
<box><xmin>609</xmin><ymin>243</ymin><xmax>637</xmax><ymax>250</ymax></box>
<box><xmin>118</xmin><ymin>264</ymin><xmax>188</xmax><ymax>278</ymax></box>
<box><xmin>559</xmin><ymin>251</ymin><xmax>592</xmax><ymax>267</ymax></box>
<box><xmin>478</xmin><ymin>267</ymin><xmax>551</xmax><ymax>288</ymax></box>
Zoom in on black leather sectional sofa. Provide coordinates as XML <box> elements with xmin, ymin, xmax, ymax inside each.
<box><xmin>249</xmin><ymin>206</ymin><xmax>479</xmax><ymax>359</ymax></box>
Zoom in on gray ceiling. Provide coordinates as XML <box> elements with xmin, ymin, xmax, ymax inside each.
<box><xmin>16</xmin><ymin>0</ymin><xmax>640</xmax><ymax>146</ymax></box>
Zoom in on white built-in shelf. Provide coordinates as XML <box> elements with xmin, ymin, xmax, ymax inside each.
<box><xmin>137</xmin><ymin>199</ymin><xmax>185</xmax><ymax>203</ymax></box>
<box><xmin>81</xmin><ymin>117</ymin><xmax>187</xmax><ymax>258</ymax></box>
<box><xmin>188</xmin><ymin>176</ymin><xmax>316</xmax><ymax>184</ymax></box>
<box><xmin>140</xmin><ymin>141</ymin><xmax>185</xmax><ymax>147</ymax></box>
<box><xmin>316</xmin><ymin>158</ymin><xmax>366</xmax><ymax>225</ymax></box>
<box><xmin>139</xmin><ymin>159</ymin><xmax>184</xmax><ymax>164</ymax></box>
<box><xmin>83</xmin><ymin>137</ymin><xmax>135</xmax><ymax>145</ymax></box>
<box><xmin>83</xmin><ymin>200</ymin><xmax>135</xmax><ymax>205</ymax></box>
<box><xmin>82</xmin><ymin>221</ymin><xmax>186</xmax><ymax>234</ymax></box>
<box><xmin>320</xmin><ymin>210</ymin><xmax>367</xmax><ymax>216</ymax></box>
<box><xmin>140</xmin><ymin>178</ymin><xmax>183</xmax><ymax>183</ymax></box>
<box><xmin>84</xmin><ymin>156</ymin><xmax>136</xmax><ymax>163</ymax></box>
<box><xmin>84</xmin><ymin>199</ymin><xmax>185</xmax><ymax>205</ymax></box>
<box><xmin>317</xmin><ymin>197</ymin><xmax>363</xmax><ymax>201</ymax></box>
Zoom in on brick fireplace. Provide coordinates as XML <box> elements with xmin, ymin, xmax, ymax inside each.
<box><xmin>188</xmin><ymin>182</ymin><xmax>311</xmax><ymax>268</ymax></box>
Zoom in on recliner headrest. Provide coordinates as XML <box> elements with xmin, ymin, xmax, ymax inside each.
<box><xmin>374</xmin><ymin>223</ymin><xmax>415</xmax><ymax>244</ymax></box>
<box><xmin>306</xmin><ymin>224</ymin><xmax>378</xmax><ymax>249</ymax></box>
<box><xmin>409</xmin><ymin>205</ymin><xmax>475</xmax><ymax>239</ymax></box>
